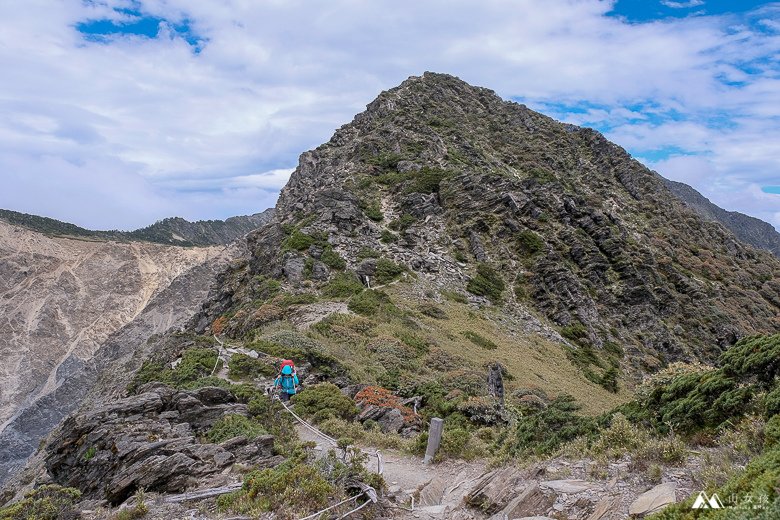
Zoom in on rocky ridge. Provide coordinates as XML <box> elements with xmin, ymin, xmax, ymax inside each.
<box><xmin>662</xmin><ymin>178</ymin><xmax>780</xmax><ymax>258</ymax></box>
<box><xmin>3</xmin><ymin>73</ymin><xmax>780</xmax><ymax>519</ymax></box>
<box><xmin>0</xmin><ymin>208</ymin><xmax>274</xmax><ymax>247</ymax></box>
<box><xmin>205</xmin><ymin>72</ymin><xmax>779</xmax><ymax>371</ymax></box>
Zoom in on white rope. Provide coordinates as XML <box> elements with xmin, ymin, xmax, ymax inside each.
<box><xmin>213</xmin><ymin>336</ymin><xmax>384</xmax><ymax>519</ymax></box>
<box><xmin>280</xmin><ymin>399</ymin><xmax>339</xmax><ymax>444</ymax></box>
<box><xmin>336</xmin><ymin>498</ymin><xmax>372</xmax><ymax>519</ymax></box>
<box><xmin>296</xmin><ymin>493</ymin><xmax>363</xmax><ymax>520</ymax></box>
<box><xmin>279</xmin><ymin>401</ymin><xmax>384</xmax><ymax>476</ymax></box>
<box><xmin>210</xmin><ymin>335</ymin><xmax>224</xmax><ymax>376</ymax></box>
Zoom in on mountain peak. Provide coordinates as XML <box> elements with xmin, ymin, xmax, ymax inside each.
<box><xmin>259</xmin><ymin>74</ymin><xmax>779</xmax><ymax>369</ymax></box>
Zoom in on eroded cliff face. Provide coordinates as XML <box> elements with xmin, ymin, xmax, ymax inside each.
<box><xmin>0</xmin><ymin>221</ymin><xmax>242</xmax><ymax>484</ymax></box>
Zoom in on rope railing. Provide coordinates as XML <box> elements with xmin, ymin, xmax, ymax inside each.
<box><xmin>296</xmin><ymin>492</ymin><xmax>363</xmax><ymax>520</ymax></box>
<box><xmin>212</xmin><ymin>335</ymin><xmax>383</xmax><ymax>519</ymax></box>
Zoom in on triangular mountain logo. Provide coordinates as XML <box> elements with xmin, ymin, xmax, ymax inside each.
<box><xmin>692</xmin><ymin>491</ymin><xmax>725</xmax><ymax>509</ymax></box>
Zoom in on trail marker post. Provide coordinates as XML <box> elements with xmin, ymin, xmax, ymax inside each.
<box><xmin>423</xmin><ymin>417</ymin><xmax>444</xmax><ymax>464</ymax></box>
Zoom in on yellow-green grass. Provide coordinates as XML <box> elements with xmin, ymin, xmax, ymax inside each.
<box><xmin>297</xmin><ymin>280</ymin><xmax>630</xmax><ymax>416</ymax></box>
<box><xmin>386</xmin><ymin>285</ymin><xmax>630</xmax><ymax>415</ymax></box>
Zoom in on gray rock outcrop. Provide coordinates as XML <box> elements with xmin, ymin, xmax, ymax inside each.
<box><xmin>44</xmin><ymin>384</ymin><xmax>279</xmax><ymax>505</ymax></box>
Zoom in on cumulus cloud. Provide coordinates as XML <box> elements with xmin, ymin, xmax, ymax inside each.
<box><xmin>0</xmin><ymin>0</ymin><xmax>777</xmax><ymax>230</ymax></box>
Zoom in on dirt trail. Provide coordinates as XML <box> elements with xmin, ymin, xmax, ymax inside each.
<box><xmin>212</xmin><ymin>339</ymin><xmax>491</xmax><ymax>519</ymax></box>
<box><xmin>293</xmin><ymin>422</ymin><xmax>488</xmax><ymax>519</ymax></box>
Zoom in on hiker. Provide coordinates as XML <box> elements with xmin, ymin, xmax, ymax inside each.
<box><xmin>274</xmin><ymin>359</ymin><xmax>299</xmax><ymax>402</ymax></box>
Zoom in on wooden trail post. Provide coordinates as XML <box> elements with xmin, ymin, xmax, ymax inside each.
<box><xmin>423</xmin><ymin>417</ymin><xmax>444</xmax><ymax>464</ymax></box>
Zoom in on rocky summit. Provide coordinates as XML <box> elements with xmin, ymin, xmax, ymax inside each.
<box><xmin>3</xmin><ymin>73</ymin><xmax>780</xmax><ymax>520</ymax></box>
<box><xmin>209</xmin><ymin>72</ymin><xmax>779</xmax><ymax>370</ymax></box>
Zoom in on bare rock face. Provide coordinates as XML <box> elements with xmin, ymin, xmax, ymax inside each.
<box><xmin>44</xmin><ymin>384</ymin><xmax>279</xmax><ymax>505</ymax></box>
<box><xmin>0</xmin><ymin>221</ymin><xmax>240</xmax><ymax>485</ymax></box>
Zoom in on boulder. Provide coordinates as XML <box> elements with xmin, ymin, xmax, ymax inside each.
<box><xmin>310</xmin><ymin>261</ymin><xmax>330</xmax><ymax>281</ymax></box>
<box><xmin>282</xmin><ymin>255</ymin><xmax>306</xmax><ymax>283</ymax></box>
<box><xmin>356</xmin><ymin>259</ymin><xmax>377</xmax><ymax>279</ymax></box>
<box><xmin>400</xmin><ymin>193</ymin><xmax>442</xmax><ymax>219</ymax></box>
<box><xmin>358</xmin><ymin>405</ymin><xmax>405</xmax><ymax>433</ymax></box>
<box><xmin>466</xmin><ymin>467</ymin><xmax>525</xmax><ymax>514</ymax></box>
<box><xmin>468</xmin><ymin>231</ymin><xmax>489</xmax><ymax>262</ymax></box>
<box><xmin>628</xmin><ymin>482</ymin><xmax>676</xmax><ymax>516</ymax></box>
<box><xmin>587</xmin><ymin>498</ymin><xmax>618</xmax><ymax>520</ymax></box>
<box><xmin>493</xmin><ymin>482</ymin><xmax>553</xmax><ymax>519</ymax></box>
<box><xmin>487</xmin><ymin>362</ymin><xmax>505</xmax><ymax>403</ymax></box>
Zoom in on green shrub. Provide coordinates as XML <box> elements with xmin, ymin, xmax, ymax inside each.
<box><xmin>251</xmin><ymin>333</ymin><xmax>349</xmax><ymax>380</ymax></box>
<box><xmin>361</xmin><ymin>201</ymin><xmax>384</xmax><ymax>222</ymax></box>
<box><xmin>373</xmin><ymin>259</ymin><xmax>405</xmax><ymax>285</ymax></box>
<box><xmin>247</xmin><ymin>396</ymin><xmax>297</xmax><ymax>451</ymax></box>
<box><xmin>380</xmin><ymin>230</ymin><xmax>397</xmax><ymax>243</ymax></box>
<box><xmin>721</xmin><ymin>334</ymin><xmax>780</xmax><ymax>386</ymax></box>
<box><xmin>291</xmin><ymin>383</ymin><xmax>358</xmax><ymax>423</ymax></box>
<box><xmin>395</xmin><ymin>331</ymin><xmax>432</xmax><ymax>355</ymax></box>
<box><xmin>348</xmin><ymin>289</ymin><xmax>384</xmax><ymax>316</ymax></box>
<box><xmin>516</xmin><ymin>230</ymin><xmax>544</xmax><ymax>256</ymax></box>
<box><xmin>765</xmin><ymin>415</ymin><xmax>780</xmax><ymax>448</ymax></box>
<box><xmin>320</xmin><ymin>246</ymin><xmax>346</xmax><ymax>270</ymax></box>
<box><xmin>0</xmin><ymin>485</ymin><xmax>81</xmax><ymax>520</ymax></box>
<box><xmin>561</xmin><ymin>321</ymin><xmax>588</xmax><ymax>343</ymax></box>
<box><xmin>374</xmin><ymin>170</ymin><xmax>413</xmax><ymax>186</ymax></box>
<box><xmin>207</xmin><ymin>414</ymin><xmax>267</xmax><ymax>443</ymax></box>
<box><xmin>643</xmin><ymin>369</ymin><xmax>749</xmax><ymax>433</ymax></box>
<box><xmin>453</xmin><ymin>250</ymin><xmax>468</xmax><ymax>263</ymax></box>
<box><xmin>218</xmin><ymin>456</ymin><xmax>335</xmax><ymax>519</ymax></box>
<box><xmin>389</xmin><ymin>214</ymin><xmax>416</xmax><ymax>232</ymax></box>
<box><xmin>283</xmin><ymin>230</ymin><xmax>315</xmax><ymax>251</ymax></box>
<box><xmin>357</xmin><ymin>247</ymin><xmax>380</xmax><ymax>260</ymax></box>
<box><xmin>600</xmin><ymin>366</ymin><xmax>619</xmax><ymax>393</ymax></box>
<box><xmin>128</xmin><ymin>347</ymin><xmax>219</xmax><ymax>392</ymax></box>
<box><xmin>252</xmin><ymin>275</ymin><xmax>282</xmax><ymax>302</ymax></box>
<box><xmin>441</xmin><ymin>289</ymin><xmax>468</xmax><ymax>303</ymax></box>
<box><xmin>82</xmin><ymin>445</ymin><xmax>96</xmax><ymax>461</ymax></box>
<box><xmin>462</xmin><ymin>330</ymin><xmax>498</xmax><ymax>350</ymax></box>
<box><xmin>303</xmin><ymin>257</ymin><xmax>314</xmax><ymax>278</ymax></box>
<box><xmin>496</xmin><ymin>395</ymin><xmax>598</xmax><ymax>459</ymax></box>
<box><xmin>437</xmin><ymin>428</ymin><xmax>485</xmax><ymax>461</ymax></box>
<box><xmin>407</xmin><ymin>167</ymin><xmax>451</xmax><ymax>194</ymax></box>
<box><xmin>321</xmin><ymin>272</ymin><xmax>364</xmax><ymax>298</ymax></box>
<box><xmin>275</xmin><ymin>293</ymin><xmax>318</xmax><ymax>307</ymax></box>
<box><xmin>466</xmin><ymin>264</ymin><xmax>505</xmax><ymax>304</ymax></box>
<box><xmin>367</xmin><ymin>151</ymin><xmax>402</xmax><ymax>170</ymax></box>
<box><xmin>229</xmin><ymin>353</ymin><xmax>276</xmax><ymax>380</ymax></box>
<box><xmin>652</xmin><ymin>443</ymin><xmax>780</xmax><ymax>519</ymax></box>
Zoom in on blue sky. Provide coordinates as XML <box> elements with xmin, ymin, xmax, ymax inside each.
<box><xmin>0</xmin><ymin>0</ymin><xmax>778</xmax><ymax>230</ymax></box>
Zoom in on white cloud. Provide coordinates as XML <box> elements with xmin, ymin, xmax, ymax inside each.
<box><xmin>661</xmin><ymin>1</ymin><xmax>705</xmax><ymax>9</ymax></box>
<box><xmin>0</xmin><ymin>0</ymin><xmax>777</xmax><ymax>230</ymax></box>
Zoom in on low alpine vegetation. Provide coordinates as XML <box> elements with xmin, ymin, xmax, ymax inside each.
<box><xmin>466</xmin><ymin>263</ymin><xmax>505</xmax><ymax>303</ymax></box>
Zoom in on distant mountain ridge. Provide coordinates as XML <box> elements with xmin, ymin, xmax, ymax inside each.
<box><xmin>0</xmin><ymin>208</ymin><xmax>274</xmax><ymax>247</ymax></box>
<box><xmin>661</xmin><ymin>179</ymin><xmax>780</xmax><ymax>258</ymax></box>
